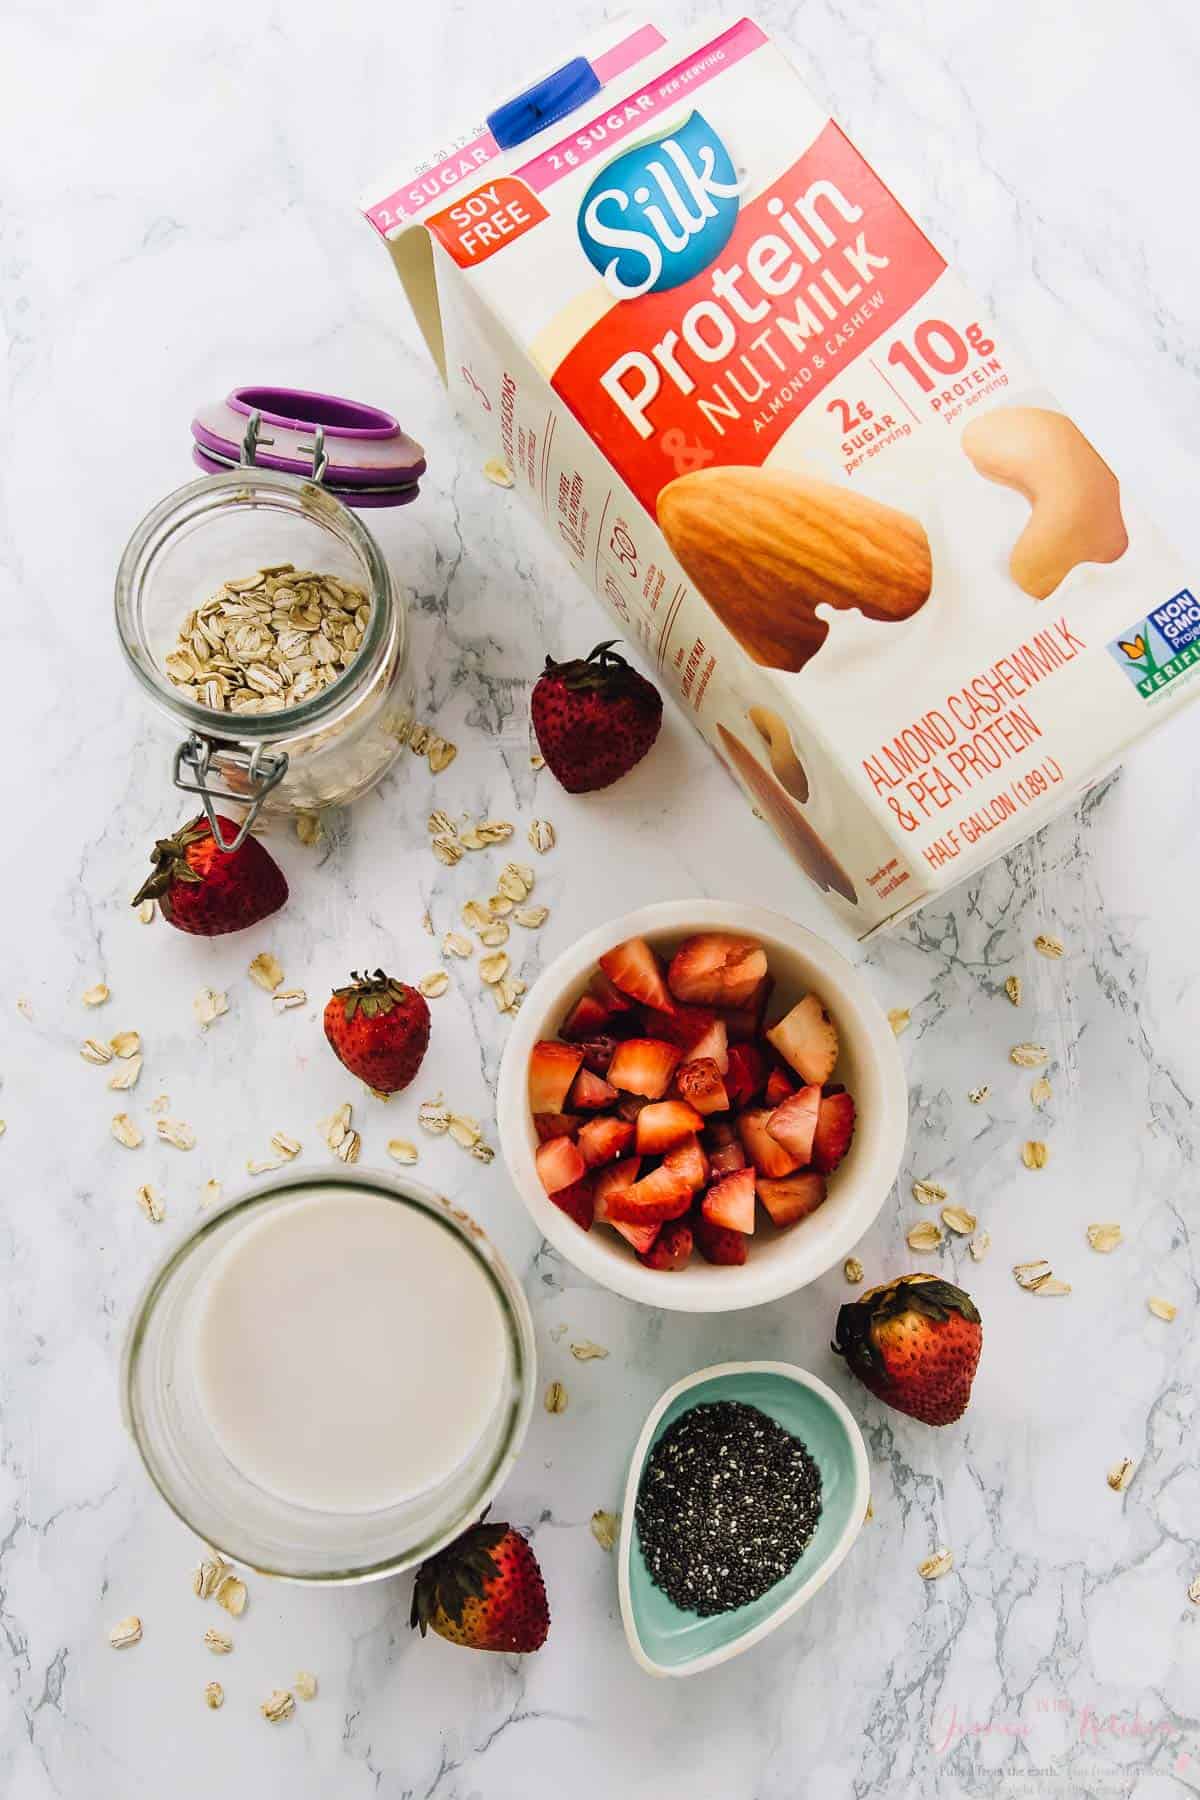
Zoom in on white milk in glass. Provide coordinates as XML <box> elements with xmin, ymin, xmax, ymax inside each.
<box><xmin>191</xmin><ymin>1187</ymin><xmax>509</xmax><ymax>1513</ymax></box>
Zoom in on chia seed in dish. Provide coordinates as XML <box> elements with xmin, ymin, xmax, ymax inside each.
<box><xmin>634</xmin><ymin>1399</ymin><xmax>822</xmax><ymax>1616</ymax></box>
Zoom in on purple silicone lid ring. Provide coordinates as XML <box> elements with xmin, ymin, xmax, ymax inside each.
<box><xmin>226</xmin><ymin>386</ymin><xmax>400</xmax><ymax>439</ymax></box>
<box><xmin>189</xmin><ymin>445</ymin><xmax>420</xmax><ymax>506</ymax></box>
<box><xmin>190</xmin><ymin>385</ymin><xmax>426</xmax><ymax>507</ymax></box>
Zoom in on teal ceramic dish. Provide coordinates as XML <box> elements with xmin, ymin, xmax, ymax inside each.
<box><xmin>618</xmin><ymin>1361</ymin><xmax>869</xmax><ymax>1677</ymax></box>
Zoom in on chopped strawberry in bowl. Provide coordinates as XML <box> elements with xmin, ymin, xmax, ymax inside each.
<box><xmin>497</xmin><ymin>902</ymin><xmax>907</xmax><ymax>1312</ymax></box>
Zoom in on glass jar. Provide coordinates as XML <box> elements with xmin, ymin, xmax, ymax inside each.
<box><xmin>120</xmin><ymin>1170</ymin><xmax>537</xmax><ymax>1584</ymax></box>
<box><xmin>114</xmin><ymin>388</ymin><xmax>425</xmax><ymax>848</ymax></box>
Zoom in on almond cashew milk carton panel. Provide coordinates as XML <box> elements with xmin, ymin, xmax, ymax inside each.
<box><xmin>363</xmin><ymin>17</ymin><xmax>1199</xmax><ymax>936</ymax></box>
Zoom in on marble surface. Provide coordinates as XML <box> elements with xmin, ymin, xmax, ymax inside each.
<box><xmin>4</xmin><ymin>0</ymin><xmax>1200</xmax><ymax>1794</ymax></box>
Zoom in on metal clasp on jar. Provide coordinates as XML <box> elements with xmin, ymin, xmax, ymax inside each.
<box><xmin>172</xmin><ymin>737</ymin><xmax>289</xmax><ymax>852</ymax></box>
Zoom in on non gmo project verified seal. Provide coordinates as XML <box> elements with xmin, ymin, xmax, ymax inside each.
<box><xmin>1109</xmin><ymin>588</ymin><xmax>1200</xmax><ymax>698</ymax></box>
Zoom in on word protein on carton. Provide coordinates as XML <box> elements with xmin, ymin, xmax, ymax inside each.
<box><xmin>366</xmin><ymin>14</ymin><xmax>1199</xmax><ymax>936</ymax></box>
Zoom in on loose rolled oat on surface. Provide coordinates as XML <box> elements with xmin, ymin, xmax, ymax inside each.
<box><xmin>590</xmin><ymin>1509</ymin><xmax>619</xmax><ymax>1551</ymax></box>
<box><xmin>157</xmin><ymin>1117</ymin><xmax>196</xmax><ymax>1151</ymax></box>
<box><xmin>215</xmin><ymin>1574</ymin><xmax>247</xmax><ymax>1616</ymax></box>
<box><xmin>907</xmin><ymin>1221</ymin><xmax>943</xmax><ymax>1251</ymax></box>
<box><xmin>193</xmin><ymin>987</ymin><xmax>229</xmax><ymax>1029</ymax></box>
<box><xmin>111</xmin><ymin>1114</ymin><xmax>142</xmax><ymax>1149</ymax></box>
<box><xmin>1107</xmin><ymin>1457</ymin><xmax>1135</xmax><ymax>1493</ymax></box>
<box><xmin>248</xmin><ymin>953</ymin><xmax>284</xmax><ymax>993</ymax></box>
<box><xmin>1013</xmin><ymin>1259</ymin><xmax>1071</xmax><ymax>1296</ymax></box>
<box><xmin>1087</xmin><ymin>1223</ymin><xmax>1123</xmax><ymax>1253</ymax></box>
<box><xmin>912</xmin><ymin>1179</ymin><xmax>947</xmax><ymax>1205</ymax></box>
<box><xmin>193</xmin><ymin>1557</ymin><xmax>229</xmax><ymax>1600</ymax></box>
<box><xmin>136</xmin><ymin>1184</ymin><xmax>165</xmax><ymax>1223</ymax></box>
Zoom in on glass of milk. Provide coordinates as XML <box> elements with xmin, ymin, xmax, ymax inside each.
<box><xmin>121</xmin><ymin>1171</ymin><xmax>536</xmax><ymax>1581</ymax></box>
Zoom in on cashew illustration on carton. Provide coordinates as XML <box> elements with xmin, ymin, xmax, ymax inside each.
<box><xmin>658</xmin><ymin>466</ymin><xmax>932</xmax><ymax>673</ymax></box>
<box><xmin>961</xmin><ymin>406</ymin><xmax>1128</xmax><ymax>600</ymax></box>
<box><xmin>748</xmin><ymin>705</ymin><xmax>809</xmax><ymax>803</ymax></box>
<box><xmin>717</xmin><ymin>722</ymin><xmax>857</xmax><ymax>905</ymax></box>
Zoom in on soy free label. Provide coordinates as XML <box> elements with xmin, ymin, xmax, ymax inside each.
<box><xmin>427</xmin><ymin>177</ymin><xmax>548</xmax><ymax>267</ymax></box>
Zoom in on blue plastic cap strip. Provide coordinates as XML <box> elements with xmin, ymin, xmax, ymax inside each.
<box><xmin>487</xmin><ymin>57</ymin><xmax>602</xmax><ymax>150</ymax></box>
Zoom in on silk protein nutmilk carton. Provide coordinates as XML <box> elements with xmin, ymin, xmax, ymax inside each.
<box><xmin>363</xmin><ymin>16</ymin><xmax>1199</xmax><ymax>936</ymax></box>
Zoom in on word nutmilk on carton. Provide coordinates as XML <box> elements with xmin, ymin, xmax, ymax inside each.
<box><xmin>364</xmin><ymin>16</ymin><xmax>1199</xmax><ymax>935</ymax></box>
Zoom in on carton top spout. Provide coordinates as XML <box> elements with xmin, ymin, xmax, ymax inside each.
<box><xmin>359</xmin><ymin>19</ymin><xmax>670</xmax><ymax>242</ymax></box>
<box><xmin>487</xmin><ymin>56</ymin><xmax>602</xmax><ymax>150</ymax></box>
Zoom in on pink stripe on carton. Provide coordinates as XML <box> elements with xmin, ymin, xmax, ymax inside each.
<box><xmin>363</xmin><ymin>23</ymin><xmax>669</xmax><ymax>238</ymax></box>
<box><xmin>516</xmin><ymin>18</ymin><xmax>768</xmax><ymax>196</ymax></box>
<box><xmin>366</xmin><ymin>131</ymin><xmax>497</xmax><ymax>236</ymax></box>
<box><xmin>592</xmin><ymin>22</ymin><xmax>666</xmax><ymax>83</ymax></box>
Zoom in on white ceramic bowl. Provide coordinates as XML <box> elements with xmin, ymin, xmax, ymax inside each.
<box><xmin>496</xmin><ymin>900</ymin><xmax>907</xmax><ymax>1312</ymax></box>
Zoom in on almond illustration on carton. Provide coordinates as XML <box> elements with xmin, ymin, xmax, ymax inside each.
<box><xmin>961</xmin><ymin>406</ymin><xmax>1128</xmax><ymax>600</ymax></box>
<box><xmin>658</xmin><ymin>466</ymin><xmax>933</xmax><ymax>673</ymax></box>
<box><xmin>717</xmin><ymin>723</ymin><xmax>857</xmax><ymax>905</ymax></box>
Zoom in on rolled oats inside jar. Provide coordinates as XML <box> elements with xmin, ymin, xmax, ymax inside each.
<box><xmin>115</xmin><ymin>394</ymin><xmax>426</xmax><ymax>825</ymax></box>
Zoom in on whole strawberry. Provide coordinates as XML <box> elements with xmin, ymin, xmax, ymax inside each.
<box><xmin>131</xmin><ymin>815</ymin><xmax>287</xmax><ymax>935</ymax></box>
<box><xmin>410</xmin><ymin>1520</ymin><xmax>549</xmax><ymax>1654</ymax></box>
<box><xmin>323</xmin><ymin>969</ymin><xmax>430</xmax><ymax>1094</ymax></box>
<box><xmin>531</xmin><ymin>640</ymin><xmax>662</xmax><ymax>793</ymax></box>
<box><xmin>833</xmin><ymin>1273</ymin><xmax>982</xmax><ymax>1426</ymax></box>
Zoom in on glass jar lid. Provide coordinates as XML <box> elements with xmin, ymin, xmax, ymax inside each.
<box><xmin>191</xmin><ymin>386</ymin><xmax>425</xmax><ymax>507</ymax></box>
